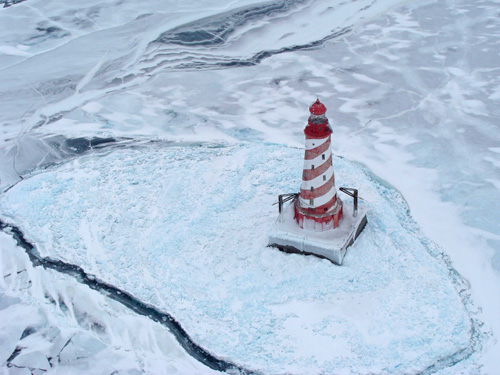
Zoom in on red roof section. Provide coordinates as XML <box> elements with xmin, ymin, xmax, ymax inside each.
<box><xmin>309</xmin><ymin>99</ymin><xmax>327</xmax><ymax>115</ymax></box>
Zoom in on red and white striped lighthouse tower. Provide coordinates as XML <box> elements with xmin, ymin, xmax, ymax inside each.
<box><xmin>269</xmin><ymin>98</ymin><xmax>367</xmax><ymax>264</ymax></box>
<box><xmin>295</xmin><ymin>99</ymin><xmax>343</xmax><ymax>231</ymax></box>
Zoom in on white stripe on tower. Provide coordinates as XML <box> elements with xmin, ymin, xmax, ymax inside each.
<box><xmin>302</xmin><ymin>141</ymin><xmax>332</xmax><ymax>170</ymax></box>
<box><xmin>299</xmin><ymin>188</ymin><xmax>337</xmax><ymax>208</ymax></box>
<box><xmin>300</xmin><ymin>167</ymin><xmax>334</xmax><ymax>190</ymax></box>
<box><xmin>304</xmin><ymin>136</ymin><xmax>329</xmax><ymax>150</ymax></box>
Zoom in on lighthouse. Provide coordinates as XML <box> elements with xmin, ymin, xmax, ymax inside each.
<box><xmin>268</xmin><ymin>99</ymin><xmax>367</xmax><ymax>265</ymax></box>
<box><xmin>295</xmin><ymin>99</ymin><xmax>343</xmax><ymax>231</ymax></box>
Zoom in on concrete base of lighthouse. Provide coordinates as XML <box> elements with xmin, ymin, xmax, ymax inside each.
<box><xmin>268</xmin><ymin>199</ymin><xmax>367</xmax><ymax>265</ymax></box>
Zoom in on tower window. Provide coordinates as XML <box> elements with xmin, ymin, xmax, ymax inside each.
<box><xmin>309</xmin><ymin>199</ymin><xmax>314</xmax><ymax>205</ymax></box>
<box><xmin>322</xmin><ymin>154</ymin><xmax>325</xmax><ymax>160</ymax></box>
<box><xmin>323</xmin><ymin>175</ymin><xmax>326</xmax><ymax>181</ymax></box>
<box><xmin>311</xmin><ymin>165</ymin><xmax>315</xmax><ymax>170</ymax></box>
<box><xmin>324</xmin><ymin>207</ymin><xmax>328</xmax><ymax>212</ymax></box>
<box><xmin>310</xmin><ymin>186</ymin><xmax>314</xmax><ymax>192</ymax></box>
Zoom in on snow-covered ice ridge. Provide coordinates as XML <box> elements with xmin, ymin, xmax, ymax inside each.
<box><xmin>1</xmin><ymin>0</ymin><xmax>499</xmax><ymax>372</ymax></box>
<box><xmin>0</xmin><ymin>230</ymin><xmax>219</xmax><ymax>375</ymax></box>
<box><xmin>1</xmin><ymin>143</ymin><xmax>478</xmax><ymax>374</ymax></box>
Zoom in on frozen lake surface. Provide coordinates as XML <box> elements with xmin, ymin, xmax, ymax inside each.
<box><xmin>1</xmin><ymin>144</ymin><xmax>476</xmax><ymax>374</ymax></box>
<box><xmin>1</xmin><ymin>0</ymin><xmax>499</xmax><ymax>373</ymax></box>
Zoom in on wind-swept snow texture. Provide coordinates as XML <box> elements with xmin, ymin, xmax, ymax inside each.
<box><xmin>1</xmin><ymin>144</ymin><xmax>476</xmax><ymax>374</ymax></box>
<box><xmin>1</xmin><ymin>0</ymin><xmax>500</xmax><ymax>373</ymax></box>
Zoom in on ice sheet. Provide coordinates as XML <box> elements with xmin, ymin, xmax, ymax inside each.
<box><xmin>0</xmin><ymin>232</ymin><xmax>218</xmax><ymax>375</ymax></box>
<box><xmin>1</xmin><ymin>144</ymin><xmax>475</xmax><ymax>374</ymax></box>
<box><xmin>1</xmin><ymin>0</ymin><xmax>499</xmax><ymax>372</ymax></box>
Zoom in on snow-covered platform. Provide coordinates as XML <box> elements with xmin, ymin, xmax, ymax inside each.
<box><xmin>268</xmin><ymin>200</ymin><xmax>367</xmax><ymax>265</ymax></box>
